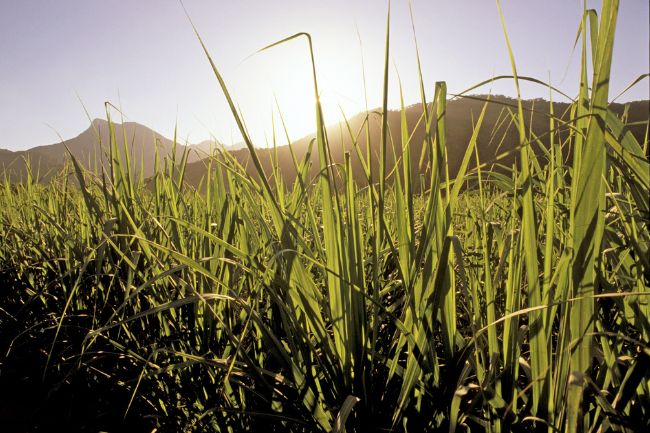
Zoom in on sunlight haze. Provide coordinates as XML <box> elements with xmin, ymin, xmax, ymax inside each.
<box><xmin>1</xmin><ymin>0</ymin><xmax>648</xmax><ymax>150</ymax></box>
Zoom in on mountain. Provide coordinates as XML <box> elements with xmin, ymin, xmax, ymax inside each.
<box><xmin>0</xmin><ymin>119</ymin><xmax>233</xmax><ymax>182</ymax></box>
<box><xmin>183</xmin><ymin>96</ymin><xmax>649</xmax><ymax>189</ymax></box>
<box><xmin>2</xmin><ymin>97</ymin><xmax>648</xmax><ymax>186</ymax></box>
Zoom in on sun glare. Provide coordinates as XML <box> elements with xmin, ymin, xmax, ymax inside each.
<box><xmin>230</xmin><ymin>38</ymin><xmax>365</xmax><ymax>146</ymax></box>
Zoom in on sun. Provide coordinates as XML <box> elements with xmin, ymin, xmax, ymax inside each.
<box><xmin>229</xmin><ymin>37</ymin><xmax>366</xmax><ymax>147</ymax></box>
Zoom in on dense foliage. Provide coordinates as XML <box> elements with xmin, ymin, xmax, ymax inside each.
<box><xmin>1</xmin><ymin>1</ymin><xmax>648</xmax><ymax>432</ymax></box>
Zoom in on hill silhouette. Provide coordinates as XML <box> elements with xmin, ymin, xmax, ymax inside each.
<box><xmin>183</xmin><ymin>95</ymin><xmax>649</xmax><ymax>189</ymax></box>
<box><xmin>2</xmin><ymin>96</ymin><xmax>648</xmax><ymax>186</ymax></box>
<box><xmin>0</xmin><ymin>119</ymin><xmax>234</xmax><ymax>182</ymax></box>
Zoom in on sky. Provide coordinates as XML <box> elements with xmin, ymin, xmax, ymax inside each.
<box><xmin>1</xmin><ymin>0</ymin><xmax>648</xmax><ymax>151</ymax></box>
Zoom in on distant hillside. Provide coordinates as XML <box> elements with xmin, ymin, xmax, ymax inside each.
<box><xmin>0</xmin><ymin>119</ymin><xmax>235</xmax><ymax>182</ymax></box>
<box><xmin>183</xmin><ymin>96</ymin><xmax>649</xmax><ymax>189</ymax></box>
<box><xmin>2</xmin><ymin>97</ymin><xmax>647</xmax><ymax>186</ymax></box>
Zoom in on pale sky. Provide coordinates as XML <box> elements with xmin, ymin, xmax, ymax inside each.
<box><xmin>1</xmin><ymin>0</ymin><xmax>648</xmax><ymax>150</ymax></box>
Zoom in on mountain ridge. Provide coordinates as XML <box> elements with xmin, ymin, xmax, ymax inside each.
<box><xmin>2</xmin><ymin>96</ymin><xmax>648</xmax><ymax>185</ymax></box>
<box><xmin>183</xmin><ymin>95</ymin><xmax>649</xmax><ymax>188</ymax></box>
<box><xmin>0</xmin><ymin>119</ymin><xmax>245</xmax><ymax>181</ymax></box>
